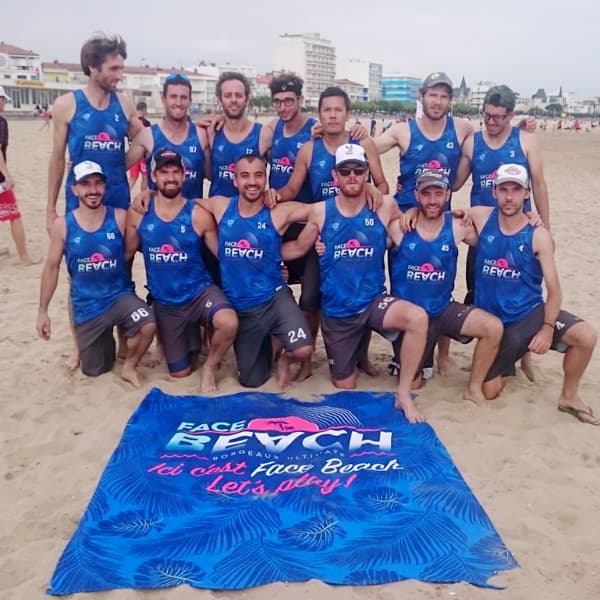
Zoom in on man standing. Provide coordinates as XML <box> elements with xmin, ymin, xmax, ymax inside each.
<box><xmin>0</xmin><ymin>86</ymin><xmax>34</xmax><ymax>264</ymax></box>
<box><xmin>126</xmin><ymin>149</ymin><xmax>238</xmax><ymax>393</ymax></box>
<box><xmin>208</xmin><ymin>72</ymin><xmax>271</xmax><ymax>198</ymax></box>
<box><xmin>284</xmin><ymin>145</ymin><xmax>428</xmax><ymax>423</ymax></box>
<box><xmin>127</xmin><ymin>74</ymin><xmax>211</xmax><ymax>199</ymax></box>
<box><xmin>470</xmin><ymin>164</ymin><xmax>597</xmax><ymax>424</ymax></box>
<box><xmin>454</xmin><ymin>84</ymin><xmax>550</xmax><ymax>306</ymax></box>
<box><xmin>127</xmin><ymin>101</ymin><xmax>152</xmax><ymax>191</ymax></box>
<box><xmin>47</xmin><ymin>33</ymin><xmax>142</xmax><ymax>230</ymax></box>
<box><xmin>37</xmin><ymin>161</ymin><xmax>155</xmax><ymax>386</ymax></box>
<box><xmin>196</xmin><ymin>154</ymin><xmax>315</xmax><ymax>389</ymax></box>
<box><xmin>388</xmin><ymin>168</ymin><xmax>503</xmax><ymax>404</ymax></box>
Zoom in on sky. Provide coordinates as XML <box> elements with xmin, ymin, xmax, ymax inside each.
<box><xmin>3</xmin><ymin>0</ymin><xmax>599</xmax><ymax>98</ymax></box>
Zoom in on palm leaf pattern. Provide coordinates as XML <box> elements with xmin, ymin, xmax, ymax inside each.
<box><xmin>134</xmin><ymin>558</ymin><xmax>205</xmax><ymax>588</ymax></box>
<box><xmin>419</xmin><ymin>552</ymin><xmax>505</xmax><ymax>587</ymax></box>
<box><xmin>344</xmin><ymin>569</ymin><xmax>406</xmax><ymax>585</ymax></box>
<box><xmin>278</xmin><ymin>517</ymin><xmax>346</xmax><ymax>551</ymax></box>
<box><xmin>98</xmin><ymin>510</ymin><xmax>164</xmax><ymax>538</ymax></box>
<box><xmin>353</xmin><ymin>486</ymin><xmax>408</xmax><ymax>513</ymax></box>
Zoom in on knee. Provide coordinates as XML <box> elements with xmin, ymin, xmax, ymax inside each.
<box><xmin>291</xmin><ymin>344</ymin><xmax>312</xmax><ymax>361</ymax></box>
<box><xmin>408</xmin><ymin>305</ymin><xmax>428</xmax><ymax>333</ymax></box>
<box><xmin>213</xmin><ymin>309</ymin><xmax>239</xmax><ymax>338</ymax></box>
<box><xmin>170</xmin><ymin>367</ymin><xmax>192</xmax><ymax>378</ymax></box>
<box><xmin>482</xmin><ymin>315</ymin><xmax>503</xmax><ymax>341</ymax></box>
<box><xmin>483</xmin><ymin>376</ymin><xmax>503</xmax><ymax>400</ymax></box>
<box><xmin>239</xmin><ymin>371</ymin><xmax>269</xmax><ymax>388</ymax></box>
<box><xmin>140</xmin><ymin>321</ymin><xmax>156</xmax><ymax>338</ymax></box>
<box><xmin>574</xmin><ymin>322</ymin><xmax>597</xmax><ymax>350</ymax></box>
<box><xmin>332</xmin><ymin>372</ymin><xmax>357</xmax><ymax>389</ymax></box>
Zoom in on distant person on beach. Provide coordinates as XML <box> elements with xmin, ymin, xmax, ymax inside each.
<box><xmin>127</xmin><ymin>101</ymin><xmax>152</xmax><ymax>191</ymax></box>
<box><xmin>39</xmin><ymin>106</ymin><xmax>52</xmax><ymax>131</ymax></box>
<box><xmin>0</xmin><ymin>86</ymin><xmax>35</xmax><ymax>264</ymax></box>
<box><xmin>37</xmin><ymin>160</ymin><xmax>156</xmax><ymax>387</ymax></box>
<box><xmin>47</xmin><ymin>33</ymin><xmax>143</xmax><ymax>232</ymax></box>
<box><xmin>469</xmin><ymin>164</ymin><xmax>598</xmax><ymax>424</ymax></box>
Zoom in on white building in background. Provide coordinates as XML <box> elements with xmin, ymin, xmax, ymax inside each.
<box><xmin>335</xmin><ymin>79</ymin><xmax>365</xmax><ymax>104</ymax></box>
<box><xmin>0</xmin><ymin>42</ymin><xmax>48</xmax><ymax>109</ymax></box>
<box><xmin>337</xmin><ymin>58</ymin><xmax>382</xmax><ymax>102</ymax></box>
<box><xmin>468</xmin><ymin>81</ymin><xmax>496</xmax><ymax>110</ymax></box>
<box><xmin>274</xmin><ymin>33</ymin><xmax>336</xmax><ymax>107</ymax></box>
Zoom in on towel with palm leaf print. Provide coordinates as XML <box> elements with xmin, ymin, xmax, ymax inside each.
<box><xmin>48</xmin><ymin>387</ymin><xmax>517</xmax><ymax>594</ymax></box>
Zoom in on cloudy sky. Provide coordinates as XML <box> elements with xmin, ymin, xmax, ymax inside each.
<box><xmin>3</xmin><ymin>0</ymin><xmax>598</xmax><ymax>98</ymax></box>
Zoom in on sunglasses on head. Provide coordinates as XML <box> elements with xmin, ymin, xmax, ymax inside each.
<box><xmin>337</xmin><ymin>165</ymin><xmax>368</xmax><ymax>176</ymax></box>
<box><xmin>165</xmin><ymin>73</ymin><xmax>191</xmax><ymax>84</ymax></box>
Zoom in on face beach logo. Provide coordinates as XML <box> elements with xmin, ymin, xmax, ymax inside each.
<box><xmin>481</xmin><ymin>257</ymin><xmax>521</xmax><ymax>279</ymax></box>
<box><xmin>83</xmin><ymin>130</ymin><xmax>122</xmax><ymax>152</ymax></box>
<box><xmin>218</xmin><ymin>163</ymin><xmax>236</xmax><ymax>181</ymax></box>
<box><xmin>148</xmin><ymin>243</ymin><xmax>188</xmax><ymax>263</ymax></box>
<box><xmin>333</xmin><ymin>238</ymin><xmax>374</xmax><ymax>260</ymax></box>
<box><xmin>224</xmin><ymin>238</ymin><xmax>264</xmax><ymax>260</ymax></box>
<box><xmin>77</xmin><ymin>251</ymin><xmax>117</xmax><ymax>272</ymax></box>
<box><xmin>406</xmin><ymin>262</ymin><xmax>446</xmax><ymax>282</ymax></box>
<box><xmin>271</xmin><ymin>155</ymin><xmax>294</xmax><ymax>176</ymax></box>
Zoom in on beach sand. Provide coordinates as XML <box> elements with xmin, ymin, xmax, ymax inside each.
<box><xmin>1</xmin><ymin>119</ymin><xmax>599</xmax><ymax>599</ymax></box>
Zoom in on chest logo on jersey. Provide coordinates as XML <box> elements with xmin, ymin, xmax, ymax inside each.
<box><xmin>148</xmin><ymin>243</ymin><xmax>188</xmax><ymax>263</ymax></box>
<box><xmin>406</xmin><ymin>262</ymin><xmax>446</xmax><ymax>282</ymax></box>
<box><xmin>218</xmin><ymin>163</ymin><xmax>236</xmax><ymax>181</ymax></box>
<box><xmin>224</xmin><ymin>239</ymin><xmax>264</xmax><ymax>260</ymax></box>
<box><xmin>271</xmin><ymin>156</ymin><xmax>294</xmax><ymax>175</ymax></box>
<box><xmin>77</xmin><ymin>252</ymin><xmax>118</xmax><ymax>272</ymax></box>
<box><xmin>333</xmin><ymin>239</ymin><xmax>374</xmax><ymax>260</ymax></box>
<box><xmin>481</xmin><ymin>257</ymin><xmax>521</xmax><ymax>280</ymax></box>
<box><xmin>83</xmin><ymin>131</ymin><xmax>122</xmax><ymax>152</ymax></box>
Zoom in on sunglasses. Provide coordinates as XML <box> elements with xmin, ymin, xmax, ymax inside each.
<box><xmin>165</xmin><ymin>73</ymin><xmax>191</xmax><ymax>84</ymax></box>
<box><xmin>337</xmin><ymin>166</ymin><xmax>368</xmax><ymax>176</ymax></box>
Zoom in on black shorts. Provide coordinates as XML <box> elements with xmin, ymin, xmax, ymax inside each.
<box><xmin>485</xmin><ymin>304</ymin><xmax>582</xmax><ymax>381</ymax></box>
<box><xmin>75</xmin><ymin>294</ymin><xmax>155</xmax><ymax>376</ymax></box>
<box><xmin>393</xmin><ymin>301</ymin><xmax>474</xmax><ymax>366</ymax></box>
<box><xmin>322</xmin><ymin>294</ymin><xmax>400</xmax><ymax>380</ymax></box>
<box><xmin>282</xmin><ymin>221</ymin><xmax>321</xmax><ymax>311</ymax></box>
<box><xmin>234</xmin><ymin>286</ymin><xmax>313</xmax><ymax>388</ymax></box>
<box><xmin>154</xmin><ymin>285</ymin><xmax>232</xmax><ymax>373</ymax></box>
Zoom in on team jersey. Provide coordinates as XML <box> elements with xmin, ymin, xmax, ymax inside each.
<box><xmin>389</xmin><ymin>213</ymin><xmax>457</xmax><ymax>319</ymax></box>
<box><xmin>65</xmin><ymin>207</ymin><xmax>132</xmax><ymax>324</ymax></box>
<box><xmin>474</xmin><ymin>209</ymin><xmax>543</xmax><ymax>325</ymax></box>
<box><xmin>269</xmin><ymin>117</ymin><xmax>316</xmax><ymax>203</ymax></box>
<box><xmin>218</xmin><ymin>195</ymin><xmax>285</xmax><ymax>310</ymax></box>
<box><xmin>65</xmin><ymin>90</ymin><xmax>129</xmax><ymax>211</ymax></box>
<box><xmin>319</xmin><ymin>200</ymin><xmax>387</xmax><ymax>318</ymax></box>
<box><xmin>395</xmin><ymin>115</ymin><xmax>461</xmax><ymax>210</ymax></box>
<box><xmin>138</xmin><ymin>198</ymin><xmax>212</xmax><ymax>306</ymax></box>
<box><xmin>209</xmin><ymin>122</ymin><xmax>262</xmax><ymax>197</ymax></box>
<box><xmin>146</xmin><ymin>122</ymin><xmax>206</xmax><ymax>199</ymax></box>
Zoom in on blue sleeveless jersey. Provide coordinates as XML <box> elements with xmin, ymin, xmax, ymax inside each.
<box><xmin>138</xmin><ymin>199</ymin><xmax>212</xmax><ymax>306</ymax></box>
<box><xmin>395</xmin><ymin>116</ymin><xmax>461</xmax><ymax>210</ymax></box>
<box><xmin>308</xmin><ymin>137</ymin><xmax>361</xmax><ymax>202</ymax></box>
<box><xmin>209</xmin><ymin>123</ymin><xmax>262</xmax><ymax>197</ymax></box>
<box><xmin>66</xmin><ymin>90</ymin><xmax>129</xmax><ymax>211</ymax></box>
<box><xmin>389</xmin><ymin>213</ymin><xmax>457</xmax><ymax>319</ymax></box>
<box><xmin>474</xmin><ymin>209</ymin><xmax>543</xmax><ymax>325</ymax></box>
<box><xmin>218</xmin><ymin>195</ymin><xmax>285</xmax><ymax>310</ymax></box>
<box><xmin>470</xmin><ymin>127</ymin><xmax>530</xmax><ymax>209</ymax></box>
<box><xmin>319</xmin><ymin>200</ymin><xmax>387</xmax><ymax>318</ymax></box>
<box><xmin>146</xmin><ymin>122</ymin><xmax>205</xmax><ymax>199</ymax></box>
<box><xmin>65</xmin><ymin>207</ymin><xmax>132</xmax><ymax>325</ymax></box>
<box><xmin>269</xmin><ymin>117</ymin><xmax>316</xmax><ymax>203</ymax></box>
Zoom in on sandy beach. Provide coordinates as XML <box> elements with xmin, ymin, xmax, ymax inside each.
<box><xmin>1</xmin><ymin>118</ymin><xmax>599</xmax><ymax>600</ymax></box>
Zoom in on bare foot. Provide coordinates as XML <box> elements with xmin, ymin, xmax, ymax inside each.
<box><xmin>142</xmin><ymin>345</ymin><xmax>164</xmax><ymax>368</ymax></box>
<box><xmin>358</xmin><ymin>356</ymin><xmax>380</xmax><ymax>376</ymax></box>
<box><xmin>395</xmin><ymin>393</ymin><xmax>425</xmax><ymax>424</ymax></box>
<box><xmin>201</xmin><ymin>364</ymin><xmax>218</xmax><ymax>394</ymax></box>
<box><xmin>520</xmin><ymin>352</ymin><xmax>535</xmax><ymax>382</ymax></box>
<box><xmin>0</xmin><ymin>247</ymin><xmax>9</xmax><ymax>258</ymax></box>
<box><xmin>121</xmin><ymin>365</ymin><xmax>142</xmax><ymax>388</ymax></box>
<box><xmin>293</xmin><ymin>359</ymin><xmax>312</xmax><ymax>382</ymax></box>
<box><xmin>64</xmin><ymin>352</ymin><xmax>80</xmax><ymax>372</ymax></box>
<box><xmin>411</xmin><ymin>376</ymin><xmax>425</xmax><ymax>390</ymax></box>
<box><xmin>437</xmin><ymin>355</ymin><xmax>452</xmax><ymax>376</ymax></box>
<box><xmin>18</xmin><ymin>256</ymin><xmax>42</xmax><ymax>266</ymax></box>
<box><xmin>277</xmin><ymin>353</ymin><xmax>292</xmax><ymax>388</ymax></box>
<box><xmin>463</xmin><ymin>387</ymin><xmax>486</xmax><ymax>406</ymax></box>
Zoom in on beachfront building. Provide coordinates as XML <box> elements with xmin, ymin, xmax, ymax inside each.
<box><xmin>274</xmin><ymin>33</ymin><xmax>336</xmax><ymax>107</ymax></box>
<box><xmin>381</xmin><ymin>75</ymin><xmax>421</xmax><ymax>104</ymax></box>
<box><xmin>334</xmin><ymin>78</ymin><xmax>367</xmax><ymax>104</ymax></box>
<box><xmin>468</xmin><ymin>81</ymin><xmax>496</xmax><ymax>110</ymax></box>
<box><xmin>337</xmin><ymin>58</ymin><xmax>383</xmax><ymax>102</ymax></box>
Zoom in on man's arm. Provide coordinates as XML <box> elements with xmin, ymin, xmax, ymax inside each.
<box><xmin>281</xmin><ymin>222</ymin><xmax>319</xmax><ymax>261</ymax></box>
<box><xmin>120</xmin><ymin>93</ymin><xmax>143</xmax><ymax>140</ymax></box>
<box><xmin>192</xmin><ymin>204</ymin><xmax>219</xmax><ymax>256</ymax></box>
<box><xmin>372</xmin><ymin>122</ymin><xmax>407</xmax><ymax>155</ymax></box>
<box><xmin>529</xmin><ymin>227</ymin><xmax>561</xmax><ymax>354</ymax></box>
<box><xmin>46</xmin><ymin>93</ymin><xmax>74</xmax><ymax>232</ymax></box>
<box><xmin>361</xmin><ymin>138</ymin><xmax>389</xmax><ymax>194</ymax></box>
<box><xmin>272</xmin><ymin>201</ymin><xmax>316</xmax><ymax>233</ymax></box>
<box><xmin>195</xmin><ymin>195</ymin><xmax>229</xmax><ymax>224</ymax></box>
<box><xmin>467</xmin><ymin>205</ymin><xmax>494</xmax><ymax>234</ymax></box>
<box><xmin>276</xmin><ymin>143</ymin><xmax>312</xmax><ymax>202</ymax></box>
<box><xmin>259</xmin><ymin>119</ymin><xmax>274</xmax><ymax>158</ymax></box>
<box><xmin>125</xmin><ymin>127</ymin><xmax>152</xmax><ymax>169</ymax></box>
<box><xmin>37</xmin><ymin>218</ymin><xmax>66</xmax><ymax>340</ymax></box>
<box><xmin>453</xmin><ymin>215</ymin><xmax>479</xmax><ymax>247</ymax></box>
<box><xmin>453</xmin><ymin>134</ymin><xmax>474</xmax><ymax>191</ymax></box>
<box><xmin>522</xmin><ymin>132</ymin><xmax>551</xmax><ymax>229</ymax></box>
<box><xmin>197</xmin><ymin>126</ymin><xmax>212</xmax><ymax>180</ymax></box>
<box><xmin>124</xmin><ymin>208</ymin><xmax>142</xmax><ymax>263</ymax></box>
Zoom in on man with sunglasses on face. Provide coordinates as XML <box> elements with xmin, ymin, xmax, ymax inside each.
<box><xmin>283</xmin><ymin>145</ymin><xmax>428</xmax><ymax>424</ymax></box>
<box><xmin>127</xmin><ymin>74</ymin><xmax>211</xmax><ymax>200</ymax></box>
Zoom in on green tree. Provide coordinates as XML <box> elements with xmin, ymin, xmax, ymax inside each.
<box><xmin>545</xmin><ymin>103</ymin><xmax>563</xmax><ymax>115</ymax></box>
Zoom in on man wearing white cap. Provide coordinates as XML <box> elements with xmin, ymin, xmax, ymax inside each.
<box><xmin>37</xmin><ymin>160</ymin><xmax>155</xmax><ymax>387</ymax></box>
<box><xmin>283</xmin><ymin>144</ymin><xmax>428</xmax><ymax>424</ymax></box>
<box><xmin>469</xmin><ymin>164</ymin><xmax>598</xmax><ymax>424</ymax></box>
<box><xmin>0</xmin><ymin>86</ymin><xmax>34</xmax><ymax>264</ymax></box>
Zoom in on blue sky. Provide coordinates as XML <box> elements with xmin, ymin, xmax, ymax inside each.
<box><xmin>3</xmin><ymin>0</ymin><xmax>598</xmax><ymax>97</ymax></box>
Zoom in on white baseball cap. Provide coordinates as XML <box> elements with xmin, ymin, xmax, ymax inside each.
<box><xmin>494</xmin><ymin>163</ymin><xmax>529</xmax><ymax>188</ymax></box>
<box><xmin>73</xmin><ymin>160</ymin><xmax>106</xmax><ymax>183</ymax></box>
<box><xmin>0</xmin><ymin>86</ymin><xmax>11</xmax><ymax>102</ymax></box>
<box><xmin>335</xmin><ymin>144</ymin><xmax>368</xmax><ymax>168</ymax></box>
